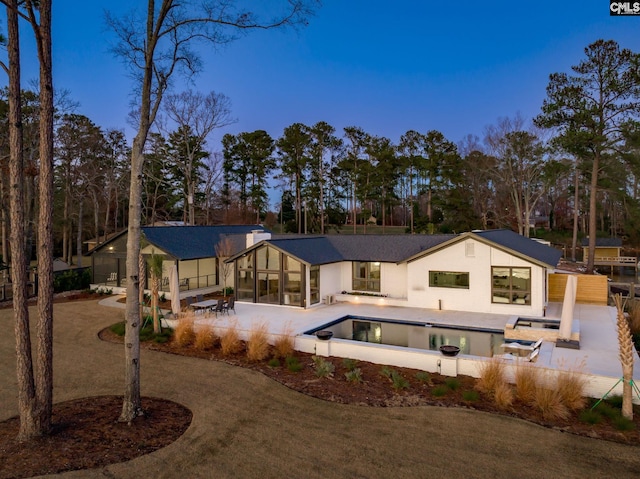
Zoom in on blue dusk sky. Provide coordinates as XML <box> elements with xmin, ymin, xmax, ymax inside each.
<box><xmin>5</xmin><ymin>1</ymin><xmax>640</xmax><ymax>149</ymax></box>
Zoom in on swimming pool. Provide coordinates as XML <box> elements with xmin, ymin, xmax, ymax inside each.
<box><xmin>305</xmin><ymin>315</ymin><xmax>506</xmax><ymax>358</ymax></box>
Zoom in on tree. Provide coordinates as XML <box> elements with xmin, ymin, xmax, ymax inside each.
<box><xmin>485</xmin><ymin>116</ymin><xmax>546</xmax><ymax>237</ymax></box>
<box><xmin>223</xmin><ymin>130</ymin><xmax>275</xmax><ymax>223</ymax></box>
<box><xmin>276</xmin><ymin>122</ymin><xmax>311</xmax><ymax>233</ymax></box>
<box><xmin>107</xmin><ymin>0</ymin><xmax>316</xmax><ymax>423</ymax></box>
<box><xmin>214</xmin><ymin>236</ymin><xmax>233</xmax><ymax>295</ymax></box>
<box><xmin>162</xmin><ymin>90</ymin><xmax>234</xmax><ymax>224</ymax></box>
<box><xmin>536</xmin><ymin>39</ymin><xmax>640</xmax><ymax>270</ymax></box>
<box><xmin>0</xmin><ymin>0</ymin><xmax>55</xmax><ymax>441</ymax></box>
<box><xmin>308</xmin><ymin>121</ymin><xmax>341</xmax><ymax>233</ymax></box>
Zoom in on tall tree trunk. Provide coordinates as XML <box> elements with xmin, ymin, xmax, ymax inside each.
<box><xmin>76</xmin><ymin>200</ymin><xmax>83</xmax><ymax>268</ymax></box>
<box><xmin>571</xmin><ymin>166</ymin><xmax>579</xmax><ymax>261</ymax></box>
<box><xmin>586</xmin><ymin>152</ymin><xmax>599</xmax><ymax>273</ymax></box>
<box><xmin>7</xmin><ymin>0</ymin><xmax>38</xmax><ymax>442</ymax></box>
<box><xmin>33</xmin><ymin>0</ymin><xmax>55</xmax><ymax>436</ymax></box>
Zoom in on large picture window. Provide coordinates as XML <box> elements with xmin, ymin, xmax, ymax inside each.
<box><xmin>429</xmin><ymin>271</ymin><xmax>469</xmax><ymax>289</ymax></box>
<box><xmin>492</xmin><ymin>267</ymin><xmax>531</xmax><ymax>305</ymax></box>
<box><xmin>352</xmin><ymin>261</ymin><xmax>381</xmax><ymax>292</ymax></box>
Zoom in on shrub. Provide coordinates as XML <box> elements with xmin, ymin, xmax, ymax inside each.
<box><xmin>312</xmin><ymin>356</ymin><xmax>335</xmax><ymax>378</ymax></box>
<box><xmin>343</xmin><ymin>358</ymin><xmax>358</xmax><ymax>371</ymax></box>
<box><xmin>612</xmin><ymin>415</ymin><xmax>636</xmax><ymax>431</ymax></box>
<box><xmin>194</xmin><ymin>327</ymin><xmax>217</xmax><ymax>351</ymax></box>
<box><xmin>462</xmin><ymin>390</ymin><xmax>479</xmax><ymax>402</ymax></box>
<box><xmin>594</xmin><ymin>401</ymin><xmax>621</xmax><ymax>419</ymax></box>
<box><xmin>268</xmin><ymin>358</ymin><xmax>281</xmax><ymax>368</ymax></box>
<box><xmin>445</xmin><ymin>378</ymin><xmax>460</xmax><ymax>391</ymax></box>
<box><xmin>533</xmin><ymin>387</ymin><xmax>569</xmax><ymax>421</ymax></box>
<box><xmin>431</xmin><ymin>385</ymin><xmax>448</xmax><ymax>397</ymax></box>
<box><xmin>628</xmin><ymin>300</ymin><xmax>640</xmax><ymax>334</ymax></box>
<box><xmin>415</xmin><ymin>371</ymin><xmax>432</xmax><ymax>384</ymax></box>
<box><xmin>219</xmin><ymin>323</ymin><xmax>242</xmax><ymax>356</ymax></box>
<box><xmin>579</xmin><ymin>409</ymin><xmax>603</xmax><ymax>425</ymax></box>
<box><xmin>514</xmin><ymin>363</ymin><xmax>541</xmax><ymax>405</ymax></box>
<box><xmin>174</xmin><ymin>319</ymin><xmax>195</xmax><ymax>347</ymax></box>
<box><xmin>493</xmin><ymin>381</ymin><xmax>514</xmax><ymax>410</ymax></box>
<box><xmin>345</xmin><ymin>368</ymin><xmax>363</xmax><ymax>383</ymax></box>
<box><xmin>273</xmin><ymin>322</ymin><xmax>295</xmax><ymax>359</ymax></box>
<box><xmin>110</xmin><ymin>322</ymin><xmax>126</xmax><ymax>336</ymax></box>
<box><xmin>285</xmin><ymin>355</ymin><xmax>303</xmax><ymax>372</ymax></box>
<box><xmin>380</xmin><ymin>366</ymin><xmax>395</xmax><ymax>379</ymax></box>
<box><xmin>246</xmin><ymin>323</ymin><xmax>270</xmax><ymax>362</ymax></box>
<box><xmin>391</xmin><ymin>371</ymin><xmax>410</xmax><ymax>391</ymax></box>
<box><xmin>555</xmin><ymin>366</ymin><xmax>587</xmax><ymax>411</ymax></box>
<box><xmin>475</xmin><ymin>358</ymin><xmax>507</xmax><ymax>395</ymax></box>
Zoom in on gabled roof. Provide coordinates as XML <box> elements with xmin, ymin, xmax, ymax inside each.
<box><xmin>91</xmin><ymin>225</ymin><xmax>268</xmax><ymax>260</ymax></box>
<box><xmin>141</xmin><ymin>225</ymin><xmax>267</xmax><ymax>260</ymax></box>
<box><xmin>472</xmin><ymin>229</ymin><xmax>563</xmax><ymax>267</ymax></box>
<box><xmin>229</xmin><ymin>234</ymin><xmax>456</xmax><ymax>265</ymax></box>
<box><xmin>580</xmin><ymin>237</ymin><xmax>623</xmax><ymax>247</ymax></box>
<box><xmin>403</xmin><ymin>229</ymin><xmax>562</xmax><ymax>268</ymax></box>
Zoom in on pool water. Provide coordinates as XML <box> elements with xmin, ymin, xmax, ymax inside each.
<box><xmin>306</xmin><ymin>316</ymin><xmax>505</xmax><ymax>358</ymax></box>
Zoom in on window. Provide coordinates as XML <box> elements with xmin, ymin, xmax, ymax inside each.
<box><xmin>352</xmin><ymin>261</ymin><xmax>381</xmax><ymax>292</ymax></box>
<box><xmin>492</xmin><ymin>267</ymin><xmax>531</xmax><ymax>305</ymax></box>
<box><xmin>429</xmin><ymin>271</ymin><xmax>469</xmax><ymax>289</ymax></box>
<box><xmin>310</xmin><ymin>265</ymin><xmax>320</xmax><ymax>305</ymax></box>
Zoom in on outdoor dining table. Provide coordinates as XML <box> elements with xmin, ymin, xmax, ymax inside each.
<box><xmin>190</xmin><ymin>299</ymin><xmax>219</xmax><ymax>311</ymax></box>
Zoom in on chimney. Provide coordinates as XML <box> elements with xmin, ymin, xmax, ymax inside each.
<box><xmin>246</xmin><ymin>230</ymin><xmax>271</xmax><ymax>248</ymax></box>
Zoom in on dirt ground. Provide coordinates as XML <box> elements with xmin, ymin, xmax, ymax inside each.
<box><xmin>1</xmin><ymin>299</ymin><xmax>640</xmax><ymax>479</ymax></box>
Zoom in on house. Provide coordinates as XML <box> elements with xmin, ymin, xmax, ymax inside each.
<box><xmin>226</xmin><ymin>229</ymin><xmax>563</xmax><ymax>316</ymax></box>
<box><xmin>90</xmin><ymin>225</ymin><xmax>269</xmax><ymax>291</ymax></box>
<box><xmin>580</xmin><ymin>237</ymin><xmax>636</xmax><ymax>272</ymax></box>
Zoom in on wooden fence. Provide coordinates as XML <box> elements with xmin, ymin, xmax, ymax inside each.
<box><xmin>548</xmin><ymin>273</ymin><xmax>608</xmax><ymax>305</ymax></box>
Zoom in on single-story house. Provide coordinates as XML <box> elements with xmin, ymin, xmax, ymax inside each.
<box><xmin>226</xmin><ymin>229</ymin><xmax>563</xmax><ymax>316</ymax></box>
<box><xmin>90</xmin><ymin>225</ymin><xmax>269</xmax><ymax>291</ymax></box>
<box><xmin>581</xmin><ymin>237</ymin><xmax>623</xmax><ymax>260</ymax></box>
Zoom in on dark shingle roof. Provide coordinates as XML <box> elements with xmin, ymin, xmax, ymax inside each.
<box><xmin>141</xmin><ymin>225</ymin><xmax>267</xmax><ymax>260</ymax></box>
<box><xmin>580</xmin><ymin>237</ymin><xmax>623</xmax><ymax>247</ymax></box>
<box><xmin>264</xmin><ymin>234</ymin><xmax>455</xmax><ymax>265</ymax></box>
<box><xmin>472</xmin><ymin>229</ymin><xmax>563</xmax><ymax>267</ymax></box>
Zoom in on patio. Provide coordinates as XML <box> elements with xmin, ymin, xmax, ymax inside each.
<box><xmin>101</xmin><ymin>294</ymin><xmax>640</xmax><ymax>403</ymax></box>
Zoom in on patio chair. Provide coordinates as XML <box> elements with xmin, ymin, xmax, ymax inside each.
<box><xmin>196</xmin><ymin>294</ymin><xmax>204</xmax><ymax>303</ymax></box>
<box><xmin>212</xmin><ymin>298</ymin><xmax>226</xmax><ymax>316</ymax></box>
<box><xmin>184</xmin><ymin>296</ymin><xmax>195</xmax><ymax>310</ymax></box>
<box><xmin>500</xmin><ymin>338</ymin><xmax>543</xmax><ymax>353</ymax></box>
<box><xmin>500</xmin><ymin>348</ymin><xmax>540</xmax><ymax>362</ymax></box>
<box><xmin>222</xmin><ymin>296</ymin><xmax>235</xmax><ymax>315</ymax></box>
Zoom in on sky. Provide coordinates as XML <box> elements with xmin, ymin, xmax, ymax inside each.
<box><xmin>4</xmin><ymin>1</ymin><xmax>640</xmax><ymax>151</ymax></box>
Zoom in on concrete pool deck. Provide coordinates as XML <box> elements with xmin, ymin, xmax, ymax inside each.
<box><xmin>101</xmin><ymin>295</ymin><xmax>640</xmax><ymax>401</ymax></box>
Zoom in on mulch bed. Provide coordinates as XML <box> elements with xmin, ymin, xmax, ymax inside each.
<box><xmin>0</xmin><ymin>396</ymin><xmax>191</xmax><ymax>479</ymax></box>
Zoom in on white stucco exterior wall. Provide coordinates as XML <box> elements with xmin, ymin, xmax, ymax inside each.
<box><xmin>406</xmin><ymin>239</ymin><xmax>547</xmax><ymax>316</ymax></box>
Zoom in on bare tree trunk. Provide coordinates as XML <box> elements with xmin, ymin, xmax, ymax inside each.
<box><xmin>7</xmin><ymin>0</ymin><xmax>38</xmax><ymax>441</ymax></box>
<box><xmin>571</xmin><ymin>167</ymin><xmax>579</xmax><ymax>261</ymax></box>
<box><xmin>34</xmin><ymin>0</ymin><xmax>55</xmax><ymax>435</ymax></box>
<box><xmin>76</xmin><ymin>200</ymin><xmax>83</xmax><ymax>268</ymax></box>
<box><xmin>586</xmin><ymin>152</ymin><xmax>599</xmax><ymax>273</ymax></box>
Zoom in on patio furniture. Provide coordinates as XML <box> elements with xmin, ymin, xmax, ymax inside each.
<box><xmin>501</xmin><ymin>348</ymin><xmax>539</xmax><ymax>362</ymax></box>
<box><xmin>222</xmin><ymin>296</ymin><xmax>235</xmax><ymax>314</ymax></box>
<box><xmin>191</xmin><ymin>299</ymin><xmax>218</xmax><ymax>315</ymax></box>
<box><xmin>213</xmin><ymin>299</ymin><xmax>226</xmax><ymax>316</ymax></box>
<box><xmin>500</xmin><ymin>338</ymin><xmax>543</xmax><ymax>354</ymax></box>
<box><xmin>184</xmin><ymin>296</ymin><xmax>195</xmax><ymax>310</ymax></box>
<box><xmin>196</xmin><ymin>294</ymin><xmax>204</xmax><ymax>302</ymax></box>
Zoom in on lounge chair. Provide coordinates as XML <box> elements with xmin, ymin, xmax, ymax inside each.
<box><xmin>500</xmin><ymin>338</ymin><xmax>543</xmax><ymax>353</ymax></box>
<box><xmin>500</xmin><ymin>348</ymin><xmax>540</xmax><ymax>362</ymax></box>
